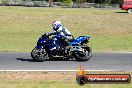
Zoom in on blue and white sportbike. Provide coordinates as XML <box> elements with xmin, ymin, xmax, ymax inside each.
<box><xmin>31</xmin><ymin>33</ymin><xmax>92</xmax><ymax>62</ymax></box>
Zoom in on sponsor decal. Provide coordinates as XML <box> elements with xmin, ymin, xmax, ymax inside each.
<box><xmin>76</xmin><ymin>66</ymin><xmax>131</xmax><ymax>85</ymax></box>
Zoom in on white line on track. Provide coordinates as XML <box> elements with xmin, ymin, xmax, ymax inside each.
<box><xmin>0</xmin><ymin>70</ymin><xmax>115</xmax><ymax>72</ymax></box>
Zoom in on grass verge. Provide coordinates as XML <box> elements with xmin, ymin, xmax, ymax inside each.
<box><xmin>0</xmin><ymin>71</ymin><xmax>132</xmax><ymax>88</ymax></box>
<box><xmin>0</xmin><ymin>6</ymin><xmax>132</xmax><ymax>52</ymax></box>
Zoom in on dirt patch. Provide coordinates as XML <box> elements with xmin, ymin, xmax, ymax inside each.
<box><xmin>0</xmin><ymin>72</ymin><xmax>76</xmax><ymax>81</ymax></box>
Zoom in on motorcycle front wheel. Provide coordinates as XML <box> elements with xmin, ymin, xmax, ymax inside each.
<box><xmin>31</xmin><ymin>46</ymin><xmax>48</xmax><ymax>62</ymax></box>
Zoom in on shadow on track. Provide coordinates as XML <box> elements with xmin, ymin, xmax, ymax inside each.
<box><xmin>16</xmin><ymin>58</ymin><xmax>35</xmax><ymax>62</ymax></box>
<box><xmin>16</xmin><ymin>58</ymin><xmax>76</xmax><ymax>62</ymax></box>
<box><xmin>116</xmin><ymin>12</ymin><xmax>128</xmax><ymax>13</ymax></box>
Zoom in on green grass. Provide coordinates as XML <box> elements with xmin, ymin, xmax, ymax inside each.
<box><xmin>0</xmin><ymin>6</ymin><xmax>132</xmax><ymax>52</ymax></box>
<box><xmin>0</xmin><ymin>80</ymin><xmax>132</xmax><ymax>88</ymax></box>
<box><xmin>0</xmin><ymin>71</ymin><xmax>131</xmax><ymax>88</ymax></box>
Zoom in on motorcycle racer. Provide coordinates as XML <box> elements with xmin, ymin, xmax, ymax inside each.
<box><xmin>31</xmin><ymin>21</ymin><xmax>92</xmax><ymax>62</ymax></box>
<box><xmin>46</xmin><ymin>21</ymin><xmax>74</xmax><ymax>46</ymax></box>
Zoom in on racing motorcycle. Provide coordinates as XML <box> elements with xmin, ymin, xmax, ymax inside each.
<box><xmin>31</xmin><ymin>33</ymin><xmax>92</xmax><ymax>62</ymax></box>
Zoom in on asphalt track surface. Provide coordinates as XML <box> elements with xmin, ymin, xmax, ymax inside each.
<box><xmin>0</xmin><ymin>52</ymin><xmax>132</xmax><ymax>71</ymax></box>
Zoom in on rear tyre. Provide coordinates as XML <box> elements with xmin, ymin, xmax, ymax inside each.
<box><xmin>74</xmin><ymin>46</ymin><xmax>92</xmax><ymax>61</ymax></box>
<box><xmin>31</xmin><ymin>46</ymin><xmax>48</xmax><ymax>62</ymax></box>
<box><xmin>128</xmin><ymin>9</ymin><xmax>132</xmax><ymax>13</ymax></box>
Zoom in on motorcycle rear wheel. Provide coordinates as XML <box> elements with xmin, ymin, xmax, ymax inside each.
<box><xmin>31</xmin><ymin>46</ymin><xmax>48</xmax><ymax>62</ymax></box>
<box><xmin>74</xmin><ymin>46</ymin><xmax>92</xmax><ymax>61</ymax></box>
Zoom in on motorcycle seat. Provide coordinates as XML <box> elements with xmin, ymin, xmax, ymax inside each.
<box><xmin>69</xmin><ymin>38</ymin><xmax>75</xmax><ymax>42</ymax></box>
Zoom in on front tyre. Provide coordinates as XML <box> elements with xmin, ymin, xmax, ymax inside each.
<box><xmin>74</xmin><ymin>46</ymin><xmax>92</xmax><ymax>61</ymax></box>
<box><xmin>128</xmin><ymin>9</ymin><xmax>132</xmax><ymax>13</ymax></box>
<box><xmin>31</xmin><ymin>46</ymin><xmax>48</xmax><ymax>62</ymax></box>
